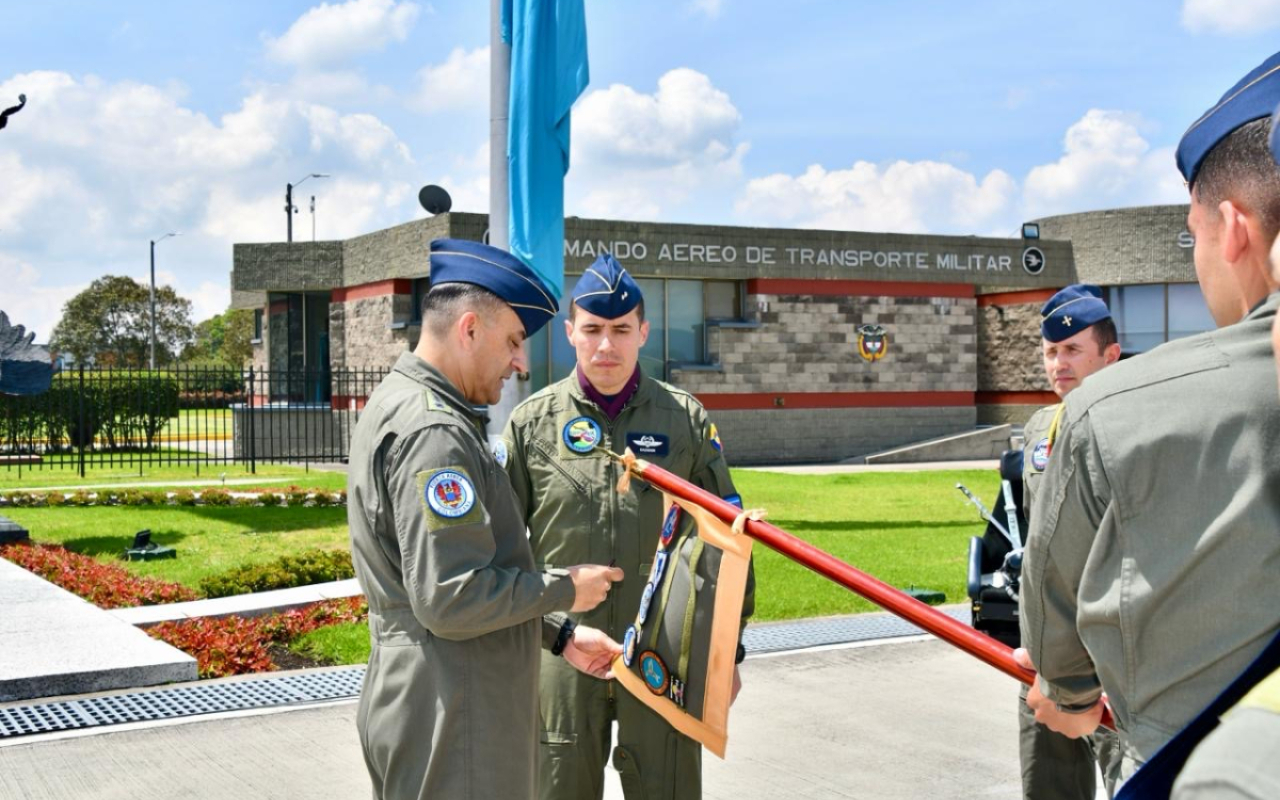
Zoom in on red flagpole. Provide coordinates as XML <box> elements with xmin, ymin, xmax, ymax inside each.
<box><xmin>617</xmin><ymin>454</ymin><xmax>1115</xmax><ymax>730</ymax></box>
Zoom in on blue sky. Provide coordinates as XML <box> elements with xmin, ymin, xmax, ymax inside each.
<box><xmin>1</xmin><ymin>0</ymin><xmax>1277</xmax><ymax>340</ymax></box>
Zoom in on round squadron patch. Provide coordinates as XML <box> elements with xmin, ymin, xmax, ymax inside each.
<box><xmin>1031</xmin><ymin>438</ymin><xmax>1050</xmax><ymax>471</ymax></box>
<box><xmin>425</xmin><ymin>471</ymin><xmax>475</xmax><ymax>518</ymax></box>
<box><xmin>562</xmin><ymin>416</ymin><xmax>602</xmax><ymax>454</ymax></box>
<box><xmin>622</xmin><ymin>625</ymin><xmax>638</xmax><ymax>667</ymax></box>
<box><xmin>491</xmin><ymin>439</ymin><xmax>509</xmax><ymax>468</ymax></box>
<box><xmin>637</xmin><ymin>582</ymin><xmax>656</xmax><ymax>625</ymax></box>
<box><xmin>659</xmin><ymin>505</ymin><xmax>681</xmax><ymax>548</ymax></box>
<box><xmin>639</xmin><ymin>650</ymin><xmax>670</xmax><ymax>695</ymax></box>
<box><xmin>648</xmin><ymin>551</ymin><xmax>669</xmax><ymax>586</ymax></box>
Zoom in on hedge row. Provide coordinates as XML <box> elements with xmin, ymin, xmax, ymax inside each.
<box><xmin>0</xmin><ymin>372</ymin><xmax>180</xmax><ymax>453</ymax></box>
<box><xmin>199</xmin><ymin>549</ymin><xmax>354</xmax><ymax>598</ymax></box>
<box><xmin>0</xmin><ymin>488</ymin><xmax>347</xmax><ymax>508</ymax></box>
<box><xmin>148</xmin><ymin>597</ymin><xmax>368</xmax><ymax>678</ymax></box>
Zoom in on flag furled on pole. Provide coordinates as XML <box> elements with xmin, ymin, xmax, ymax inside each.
<box><xmin>501</xmin><ymin>0</ymin><xmax>588</xmax><ymax>298</ymax></box>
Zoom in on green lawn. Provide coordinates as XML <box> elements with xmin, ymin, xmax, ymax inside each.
<box><xmin>290</xmin><ymin>621</ymin><xmax>371</xmax><ymax>665</ymax></box>
<box><xmin>1</xmin><ymin>505</ymin><xmax>350</xmax><ymax>588</ymax></box>
<box><xmin>158</xmin><ymin>408</ymin><xmax>232</xmax><ymax>439</ymax></box>
<box><xmin>0</xmin><ymin>462</ymin><xmax>347</xmax><ymax>492</ymax></box>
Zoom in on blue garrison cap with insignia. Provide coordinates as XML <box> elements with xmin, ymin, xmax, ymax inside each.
<box><xmin>572</xmin><ymin>253</ymin><xmax>642</xmax><ymax>319</ymax></box>
<box><xmin>1041</xmin><ymin>284</ymin><xmax>1111</xmax><ymax>343</ymax></box>
<box><xmin>1177</xmin><ymin>51</ymin><xmax>1280</xmax><ymax>187</ymax></box>
<box><xmin>428</xmin><ymin>238</ymin><xmax>559</xmax><ymax>336</ymax></box>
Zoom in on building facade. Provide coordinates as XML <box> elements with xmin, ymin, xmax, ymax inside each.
<box><xmin>231</xmin><ymin>205</ymin><xmax>1206</xmax><ymax>464</ymax></box>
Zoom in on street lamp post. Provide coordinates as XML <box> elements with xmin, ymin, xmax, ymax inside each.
<box><xmin>149</xmin><ymin>232</ymin><xmax>179</xmax><ymax>369</ymax></box>
<box><xmin>285</xmin><ymin>173</ymin><xmax>329</xmax><ymax>242</ymax></box>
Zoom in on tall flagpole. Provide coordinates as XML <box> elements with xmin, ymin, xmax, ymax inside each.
<box><xmin>488</xmin><ymin>0</ymin><xmax>528</xmax><ymax>439</ymax></box>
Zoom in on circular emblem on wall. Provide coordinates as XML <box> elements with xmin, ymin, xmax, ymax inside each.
<box><xmin>562</xmin><ymin>416</ymin><xmax>602</xmax><ymax>454</ymax></box>
<box><xmin>425</xmin><ymin>471</ymin><xmax>475</xmax><ymax>518</ymax></box>
<box><xmin>622</xmin><ymin>625</ymin><xmax>638</xmax><ymax>667</ymax></box>
<box><xmin>660</xmin><ymin>505</ymin><xmax>681</xmax><ymax>548</ymax></box>
<box><xmin>639</xmin><ymin>650</ymin><xmax>670</xmax><ymax>695</ymax></box>
<box><xmin>1031</xmin><ymin>438</ymin><xmax>1051</xmax><ymax>471</ymax></box>
<box><xmin>1022</xmin><ymin>246</ymin><xmax>1046</xmax><ymax>276</ymax></box>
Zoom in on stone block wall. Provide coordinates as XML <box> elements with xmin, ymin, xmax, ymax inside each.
<box><xmin>674</xmin><ymin>292</ymin><xmax>977</xmax><ymax>395</ymax></box>
<box><xmin>707</xmin><ymin>406</ymin><xmax>977</xmax><ymax>465</ymax></box>
<box><xmin>977</xmin><ymin>302</ymin><xmax>1048</xmax><ymax>392</ymax></box>
<box><xmin>329</xmin><ymin>294</ymin><xmax>417</xmax><ymax>371</ymax></box>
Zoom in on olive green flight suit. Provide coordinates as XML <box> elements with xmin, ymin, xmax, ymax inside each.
<box><xmin>1020</xmin><ymin>403</ymin><xmax>1120</xmax><ymax>799</ymax></box>
<box><xmin>1173</xmin><ymin>666</ymin><xmax>1280</xmax><ymax>799</ymax></box>
<box><xmin>348</xmin><ymin>352</ymin><xmax>576</xmax><ymax>800</ymax></box>
<box><xmin>503</xmin><ymin>372</ymin><xmax>754</xmax><ymax>800</ymax></box>
<box><xmin>1021</xmin><ymin>294</ymin><xmax>1280</xmax><ymax>784</ymax></box>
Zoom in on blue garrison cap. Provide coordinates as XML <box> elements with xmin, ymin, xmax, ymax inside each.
<box><xmin>572</xmin><ymin>253</ymin><xmax>642</xmax><ymax>319</ymax></box>
<box><xmin>1041</xmin><ymin>284</ymin><xmax>1111</xmax><ymax>343</ymax></box>
<box><xmin>1272</xmin><ymin>103</ymin><xmax>1280</xmax><ymax>166</ymax></box>
<box><xmin>428</xmin><ymin>238</ymin><xmax>558</xmax><ymax>336</ymax></box>
<box><xmin>1177</xmin><ymin>51</ymin><xmax>1280</xmax><ymax>187</ymax></box>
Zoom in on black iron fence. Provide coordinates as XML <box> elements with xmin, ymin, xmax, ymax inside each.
<box><xmin>0</xmin><ymin>366</ymin><xmax>389</xmax><ymax>475</ymax></box>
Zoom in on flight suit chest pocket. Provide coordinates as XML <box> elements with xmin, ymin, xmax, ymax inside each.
<box><xmin>528</xmin><ymin>436</ymin><xmax>591</xmax><ymax>499</ymax></box>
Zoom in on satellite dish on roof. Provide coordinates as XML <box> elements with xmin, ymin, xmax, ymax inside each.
<box><xmin>419</xmin><ymin>185</ymin><xmax>452</xmax><ymax>215</ymax></box>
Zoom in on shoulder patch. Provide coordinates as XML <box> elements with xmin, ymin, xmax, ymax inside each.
<box><xmin>492</xmin><ymin>438</ymin><xmax>510</xmax><ymax>468</ymax></box>
<box><xmin>417</xmin><ymin>467</ymin><xmax>482</xmax><ymax>529</ymax></box>
<box><xmin>709</xmin><ymin>423</ymin><xmax>723</xmax><ymax>452</ymax></box>
<box><xmin>1030</xmin><ymin>439</ymin><xmax>1050</xmax><ymax>471</ymax></box>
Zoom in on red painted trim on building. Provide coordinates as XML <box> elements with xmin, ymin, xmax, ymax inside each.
<box><xmin>976</xmin><ymin>288</ymin><xmax>1059</xmax><ymax>308</ymax></box>
<box><xmin>332</xmin><ymin>279</ymin><xmax>412</xmax><ymax>303</ymax></box>
<box><xmin>696</xmin><ymin>391</ymin><xmax>974</xmax><ymax>410</ymax></box>
<box><xmin>746</xmin><ymin>278</ymin><xmax>975</xmax><ymax>299</ymax></box>
<box><xmin>975</xmin><ymin>391</ymin><xmax>1058</xmax><ymax>406</ymax></box>
<box><xmin>268</xmin><ymin>300</ymin><xmax>289</xmax><ymax>315</ymax></box>
<box><xmin>331</xmin><ymin>395</ymin><xmax>369</xmax><ymax>411</ymax></box>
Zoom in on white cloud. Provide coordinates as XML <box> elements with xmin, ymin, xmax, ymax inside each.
<box><xmin>1022</xmin><ymin>110</ymin><xmax>1184</xmax><ymax>216</ymax></box>
<box><xmin>568</xmin><ymin>68</ymin><xmax>748</xmax><ymax>220</ymax></box>
<box><xmin>412</xmin><ymin>46</ymin><xmax>489</xmax><ymax>113</ymax></box>
<box><xmin>1181</xmin><ymin>0</ymin><xmax>1280</xmax><ymax>34</ymax></box>
<box><xmin>265</xmin><ymin>0</ymin><xmax>420</xmax><ymax>69</ymax></box>
<box><xmin>0</xmin><ymin>254</ymin><xmax>84</xmax><ymax>345</ymax></box>
<box><xmin>690</xmin><ymin>0</ymin><xmax>725</xmax><ymax>18</ymax></box>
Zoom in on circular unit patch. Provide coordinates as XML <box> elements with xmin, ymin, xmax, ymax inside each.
<box><xmin>637</xmin><ymin>582</ymin><xmax>656</xmax><ymax>625</ymax></box>
<box><xmin>648</xmin><ymin>551</ymin><xmax>669</xmax><ymax>586</ymax></box>
<box><xmin>491</xmin><ymin>439</ymin><xmax>509</xmax><ymax>468</ymax></box>
<box><xmin>639</xmin><ymin>650</ymin><xmax>670</xmax><ymax>696</ymax></box>
<box><xmin>1031</xmin><ymin>438</ymin><xmax>1050</xmax><ymax>471</ymax></box>
<box><xmin>562</xmin><ymin>416</ymin><xmax>602</xmax><ymax>454</ymax></box>
<box><xmin>659</xmin><ymin>505</ymin><xmax>681</xmax><ymax>548</ymax></box>
<box><xmin>425</xmin><ymin>471</ymin><xmax>476</xmax><ymax>518</ymax></box>
<box><xmin>622</xmin><ymin>625</ymin><xmax>638</xmax><ymax>667</ymax></box>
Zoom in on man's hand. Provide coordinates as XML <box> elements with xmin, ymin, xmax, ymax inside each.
<box><xmin>1013</xmin><ymin>648</ymin><xmax>1103</xmax><ymax>739</ymax></box>
<box><xmin>566</xmin><ymin>564</ymin><xmax>624</xmax><ymax>612</ymax></box>
<box><xmin>563</xmin><ymin>625</ymin><xmax>623</xmax><ymax>679</ymax></box>
<box><xmin>731</xmin><ymin>665</ymin><xmax>742</xmax><ymax>705</ymax></box>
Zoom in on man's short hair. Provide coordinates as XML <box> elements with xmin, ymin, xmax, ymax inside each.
<box><xmin>1195</xmin><ymin>117</ymin><xmax>1280</xmax><ymax>243</ymax></box>
<box><xmin>568</xmin><ymin>298</ymin><xmax>646</xmax><ymax>324</ymax></box>
<box><xmin>1090</xmin><ymin>317</ymin><xmax>1118</xmax><ymax>351</ymax></box>
<box><xmin>421</xmin><ymin>282</ymin><xmax>509</xmax><ymax>338</ymax></box>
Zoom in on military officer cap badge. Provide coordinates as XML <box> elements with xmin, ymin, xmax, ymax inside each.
<box><xmin>572</xmin><ymin>253</ymin><xmax>643</xmax><ymax>319</ymax></box>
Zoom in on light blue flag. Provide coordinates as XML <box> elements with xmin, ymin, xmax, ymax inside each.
<box><xmin>501</xmin><ymin>0</ymin><xmax>589</xmax><ymax>298</ymax></box>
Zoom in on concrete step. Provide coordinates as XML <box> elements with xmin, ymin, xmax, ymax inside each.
<box><xmin>848</xmin><ymin>424</ymin><xmax>1015</xmax><ymax>465</ymax></box>
<box><xmin>0</xmin><ymin>557</ymin><xmax>197</xmax><ymax>703</ymax></box>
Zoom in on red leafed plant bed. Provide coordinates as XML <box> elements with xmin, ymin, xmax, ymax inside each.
<box><xmin>148</xmin><ymin>596</ymin><xmax>368</xmax><ymax>679</ymax></box>
<box><xmin>0</xmin><ymin>541</ymin><xmax>197</xmax><ymax>607</ymax></box>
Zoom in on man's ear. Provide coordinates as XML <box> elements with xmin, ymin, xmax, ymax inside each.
<box><xmin>1103</xmin><ymin>342</ymin><xmax>1122</xmax><ymax>365</ymax></box>
<box><xmin>456</xmin><ymin>310</ymin><xmax>480</xmax><ymax>348</ymax></box>
<box><xmin>1218</xmin><ymin>199</ymin><xmax>1251</xmax><ymax>266</ymax></box>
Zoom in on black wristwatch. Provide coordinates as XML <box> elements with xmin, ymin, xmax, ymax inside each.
<box><xmin>734</xmin><ymin>643</ymin><xmax>746</xmax><ymax>664</ymax></box>
<box><xmin>551</xmin><ymin>619</ymin><xmax>577</xmax><ymax>657</ymax></box>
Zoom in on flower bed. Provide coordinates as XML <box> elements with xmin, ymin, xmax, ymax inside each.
<box><xmin>0</xmin><ymin>487</ymin><xmax>347</xmax><ymax>508</ymax></box>
<box><xmin>0</xmin><ymin>541</ymin><xmax>197</xmax><ymax>607</ymax></box>
<box><xmin>148</xmin><ymin>597</ymin><xmax>368</xmax><ymax>678</ymax></box>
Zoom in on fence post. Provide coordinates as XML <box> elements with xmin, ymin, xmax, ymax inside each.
<box><xmin>247</xmin><ymin>367</ymin><xmax>257</xmax><ymax>475</ymax></box>
<box><xmin>77</xmin><ymin>365</ymin><xmax>86</xmax><ymax>478</ymax></box>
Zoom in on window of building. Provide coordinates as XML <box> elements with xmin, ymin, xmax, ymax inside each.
<box><xmin>252</xmin><ymin>308</ymin><xmax>263</xmax><ymax>342</ymax></box>
<box><xmin>1106</xmin><ymin>283</ymin><xmax>1215</xmax><ymax>355</ymax></box>
<box><xmin>411</xmin><ymin>277</ymin><xmax>430</xmax><ymax>323</ymax></box>
<box><xmin>523</xmin><ymin>278</ymin><xmax>744</xmax><ymax>392</ymax></box>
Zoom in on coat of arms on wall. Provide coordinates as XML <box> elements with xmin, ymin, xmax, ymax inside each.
<box><xmin>856</xmin><ymin>324</ymin><xmax>888</xmax><ymax>363</ymax></box>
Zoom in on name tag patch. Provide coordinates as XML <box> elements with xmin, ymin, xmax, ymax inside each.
<box><xmin>626</xmin><ymin>432</ymin><xmax>669</xmax><ymax>456</ymax></box>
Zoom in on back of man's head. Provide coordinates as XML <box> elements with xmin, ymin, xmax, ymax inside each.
<box><xmin>1196</xmin><ymin>117</ymin><xmax>1280</xmax><ymax>245</ymax></box>
<box><xmin>421</xmin><ymin>282</ymin><xmax>507</xmax><ymax>340</ymax></box>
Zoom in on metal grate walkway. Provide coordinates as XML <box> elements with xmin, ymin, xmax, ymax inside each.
<box><xmin>1</xmin><ymin>608</ymin><xmax>971</xmax><ymax>740</ymax></box>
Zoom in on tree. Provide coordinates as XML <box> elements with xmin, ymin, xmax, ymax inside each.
<box><xmin>50</xmin><ymin>275</ymin><xmax>195</xmax><ymax>367</ymax></box>
<box><xmin>183</xmin><ymin>309</ymin><xmax>254</xmax><ymax>368</ymax></box>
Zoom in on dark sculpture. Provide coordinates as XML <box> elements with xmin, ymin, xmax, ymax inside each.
<box><xmin>0</xmin><ymin>311</ymin><xmax>53</xmax><ymax>395</ymax></box>
<box><xmin>0</xmin><ymin>94</ymin><xmax>25</xmax><ymax>131</ymax></box>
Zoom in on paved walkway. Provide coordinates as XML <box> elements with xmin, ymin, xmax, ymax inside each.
<box><xmin>741</xmin><ymin>460</ymin><xmax>998</xmax><ymax>474</ymax></box>
<box><xmin>0</xmin><ymin>637</ymin><xmax>1023</xmax><ymax>800</ymax></box>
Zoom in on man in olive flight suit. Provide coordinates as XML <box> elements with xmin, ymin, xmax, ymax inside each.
<box><xmin>347</xmin><ymin>238</ymin><xmax>624</xmax><ymax>800</ymax></box>
<box><xmin>1018</xmin><ymin>284</ymin><xmax>1121</xmax><ymax>799</ymax></box>
<box><xmin>1015</xmin><ymin>51</ymin><xmax>1280</xmax><ymax>789</ymax></box>
<box><xmin>1172</xmin><ymin>94</ymin><xmax>1280</xmax><ymax>800</ymax></box>
<box><xmin>503</xmin><ymin>253</ymin><xmax>755</xmax><ymax>800</ymax></box>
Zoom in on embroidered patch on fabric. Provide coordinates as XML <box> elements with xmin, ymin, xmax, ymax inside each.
<box><xmin>640</xmin><ymin>650</ymin><xmax>670</xmax><ymax>695</ymax></box>
<box><xmin>1031</xmin><ymin>439</ymin><xmax>1050</xmax><ymax>472</ymax></box>
<box><xmin>659</xmin><ymin>505</ymin><xmax>681</xmax><ymax>548</ymax></box>
<box><xmin>626</xmin><ymin>432</ymin><xmax>669</xmax><ymax>457</ymax></box>
<box><xmin>425</xmin><ymin>470</ymin><xmax>476</xmax><ymax>518</ymax></box>
<box><xmin>709</xmin><ymin>423</ymin><xmax>723</xmax><ymax>452</ymax></box>
<box><xmin>637</xmin><ymin>582</ymin><xmax>656</xmax><ymax>625</ymax></box>
<box><xmin>562</xmin><ymin>416</ymin><xmax>602</xmax><ymax>454</ymax></box>
<box><xmin>492</xmin><ymin>439</ymin><xmax>509</xmax><ymax>468</ymax></box>
<box><xmin>723</xmin><ymin>493</ymin><xmax>743</xmax><ymax>509</ymax></box>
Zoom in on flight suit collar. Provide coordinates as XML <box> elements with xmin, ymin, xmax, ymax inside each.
<box><xmin>1245</xmin><ymin>291</ymin><xmax>1280</xmax><ymax>320</ymax></box>
<box><xmin>391</xmin><ymin>351</ymin><xmax>489</xmax><ymax>431</ymax></box>
<box><xmin>567</xmin><ymin>367</ymin><xmax>656</xmax><ymax>416</ymax></box>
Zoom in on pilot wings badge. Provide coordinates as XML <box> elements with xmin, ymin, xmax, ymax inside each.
<box><xmin>856</xmin><ymin>324</ymin><xmax>889</xmax><ymax>363</ymax></box>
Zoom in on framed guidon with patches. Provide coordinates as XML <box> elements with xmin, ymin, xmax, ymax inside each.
<box><xmin>612</xmin><ymin>489</ymin><xmax>754</xmax><ymax>757</ymax></box>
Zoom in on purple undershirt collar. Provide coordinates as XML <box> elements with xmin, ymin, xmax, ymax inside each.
<box><xmin>577</xmin><ymin>364</ymin><xmax>640</xmax><ymax>420</ymax></box>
